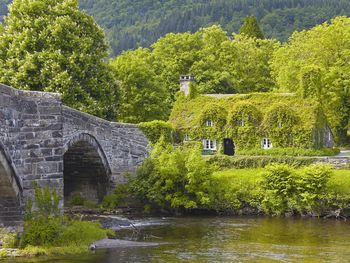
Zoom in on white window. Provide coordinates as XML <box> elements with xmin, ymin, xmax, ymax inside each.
<box><xmin>203</xmin><ymin>139</ymin><xmax>217</xmax><ymax>150</ymax></box>
<box><xmin>184</xmin><ymin>134</ymin><xmax>191</xmax><ymax>142</ymax></box>
<box><xmin>206</xmin><ymin>119</ymin><xmax>213</xmax><ymax>127</ymax></box>
<box><xmin>262</xmin><ymin>138</ymin><xmax>272</xmax><ymax>149</ymax></box>
<box><xmin>237</xmin><ymin>120</ymin><xmax>245</xmax><ymax>127</ymax></box>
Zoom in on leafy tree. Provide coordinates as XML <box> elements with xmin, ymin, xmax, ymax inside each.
<box><xmin>271</xmin><ymin>16</ymin><xmax>350</xmax><ymax>144</ymax></box>
<box><xmin>239</xmin><ymin>15</ymin><xmax>264</xmax><ymax>39</ymax></box>
<box><xmin>111</xmin><ymin>48</ymin><xmax>169</xmax><ymax>123</ymax></box>
<box><xmin>190</xmin><ymin>25</ymin><xmax>235</xmax><ymax>94</ymax></box>
<box><xmin>151</xmin><ymin>25</ymin><xmax>277</xmax><ymax>100</ymax></box>
<box><xmin>151</xmin><ymin>31</ymin><xmax>202</xmax><ymax>102</ymax></box>
<box><xmin>229</xmin><ymin>34</ymin><xmax>279</xmax><ymax>93</ymax></box>
<box><xmin>0</xmin><ymin>0</ymin><xmax>119</xmax><ymax>120</ymax></box>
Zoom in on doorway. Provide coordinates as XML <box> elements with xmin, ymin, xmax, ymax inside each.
<box><xmin>223</xmin><ymin>138</ymin><xmax>235</xmax><ymax>156</ymax></box>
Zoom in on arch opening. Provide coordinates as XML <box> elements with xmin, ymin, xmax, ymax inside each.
<box><xmin>64</xmin><ymin>139</ymin><xmax>110</xmax><ymax>206</ymax></box>
<box><xmin>0</xmin><ymin>148</ymin><xmax>22</xmax><ymax>226</ymax></box>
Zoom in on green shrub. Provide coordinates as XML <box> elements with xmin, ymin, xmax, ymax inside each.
<box><xmin>208</xmin><ymin>155</ymin><xmax>314</xmax><ymax>169</ymax></box>
<box><xmin>237</xmin><ymin>147</ymin><xmax>340</xmax><ymax>156</ymax></box>
<box><xmin>106</xmin><ymin>229</ymin><xmax>117</xmax><ymax>239</ymax></box>
<box><xmin>20</xmin><ymin>217</ymin><xmax>62</xmax><ymax>248</ymax></box>
<box><xmin>57</xmin><ymin>221</ymin><xmax>106</xmax><ymax>246</ymax></box>
<box><xmin>0</xmin><ymin>229</ymin><xmax>18</xmax><ymax>248</ymax></box>
<box><xmin>25</xmin><ymin>185</ymin><xmax>60</xmax><ymax>220</ymax></box>
<box><xmin>261</xmin><ymin>164</ymin><xmax>296</xmax><ymax>215</ymax></box>
<box><xmin>138</xmin><ymin>120</ymin><xmax>174</xmax><ymax>144</ymax></box>
<box><xmin>100</xmin><ymin>184</ymin><xmax>130</xmax><ymax>211</ymax></box>
<box><xmin>100</xmin><ymin>193</ymin><xmax>118</xmax><ymax>211</ymax></box>
<box><xmin>209</xmin><ymin>169</ymin><xmax>263</xmax><ymax>212</ymax></box>
<box><xmin>260</xmin><ymin>163</ymin><xmax>333</xmax><ymax>215</ymax></box>
<box><xmin>131</xmin><ymin>138</ymin><xmax>213</xmax><ymax>210</ymax></box>
<box><xmin>21</xmin><ymin>186</ymin><xmax>106</xmax><ymax>249</ymax></box>
<box><xmin>210</xmin><ymin>165</ymin><xmax>340</xmax><ymax>216</ymax></box>
<box><xmin>0</xmin><ymin>249</ymin><xmax>7</xmax><ymax>258</ymax></box>
<box><xmin>69</xmin><ymin>193</ymin><xmax>85</xmax><ymax>206</ymax></box>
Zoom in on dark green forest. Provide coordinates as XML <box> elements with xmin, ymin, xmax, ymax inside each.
<box><xmin>2</xmin><ymin>0</ymin><xmax>350</xmax><ymax>55</ymax></box>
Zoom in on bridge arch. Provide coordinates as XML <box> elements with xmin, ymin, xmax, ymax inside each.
<box><xmin>63</xmin><ymin>133</ymin><xmax>112</xmax><ymax>205</ymax></box>
<box><xmin>0</xmin><ymin>142</ymin><xmax>23</xmax><ymax>226</ymax></box>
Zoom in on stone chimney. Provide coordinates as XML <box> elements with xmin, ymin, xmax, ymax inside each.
<box><xmin>179</xmin><ymin>75</ymin><xmax>195</xmax><ymax>97</ymax></box>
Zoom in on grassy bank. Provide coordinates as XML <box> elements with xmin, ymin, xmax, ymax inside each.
<box><xmin>211</xmin><ymin>167</ymin><xmax>350</xmax><ymax>215</ymax></box>
<box><xmin>213</xmin><ymin>168</ymin><xmax>350</xmax><ymax>195</ymax></box>
<box><xmin>0</xmin><ymin>187</ymin><xmax>111</xmax><ymax>260</ymax></box>
<box><xmin>130</xmin><ymin>140</ymin><xmax>350</xmax><ymax>217</ymax></box>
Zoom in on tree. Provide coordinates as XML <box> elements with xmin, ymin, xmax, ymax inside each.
<box><xmin>190</xmin><ymin>25</ymin><xmax>236</xmax><ymax>94</ymax></box>
<box><xmin>271</xmin><ymin>16</ymin><xmax>350</xmax><ymax>144</ymax></box>
<box><xmin>0</xmin><ymin>0</ymin><xmax>119</xmax><ymax>120</ymax></box>
<box><xmin>151</xmin><ymin>31</ymin><xmax>202</xmax><ymax>102</ymax></box>
<box><xmin>239</xmin><ymin>15</ymin><xmax>264</xmax><ymax>39</ymax></box>
<box><xmin>229</xmin><ymin>34</ymin><xmax>279</xmax><ymax>93</ymax></box>
<box><xmin>110</xmin><ymin>48</ymin><xmax>169</xmax><ymax>123</ymax></box>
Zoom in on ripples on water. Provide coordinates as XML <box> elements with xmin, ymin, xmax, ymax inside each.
<box><xmin>4</xmin><ymin>217</ymin><xmax>350</xmax><ymax>262</ymax></box>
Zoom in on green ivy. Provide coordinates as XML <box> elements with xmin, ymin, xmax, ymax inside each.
<box><xmin>169</xmin><ymin>93</ymin><xmax>330</xmax><ymax>150</ymax></box>
<box><xmin>261</xmin><ymin>104</ymin><xmax>303</xmax><ymax>148</ymax></box>
<box><xmin>226</xmin><ymin>102</ymin><xmax>262</xmax><ymax>149</ymax></box>
<box><xmin>194</xmin><ymin>104</ymin><xmax>227</xmax><ymax>140</ymax></box>
<box><xmin>138</xmin><ymin>120</ymin><xmax>174</xmax><ymax>144</ymax></box>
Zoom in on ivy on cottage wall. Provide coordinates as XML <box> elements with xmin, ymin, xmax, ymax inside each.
<box><xmin>226</xmin><ymin>103</ymin><xmax>262</xmax><ymax>149</ymax></box>
<box><xmin>261</xmin><ymin>104</ymin><xmax>302</xmax><ymax>148</ymax></box>
<box><xmin>169</xmin><ymin>93</ymin><xmax>331</xmax><ymax>150</ymax></box>
<box><xmin>194</xmin><ymin>104</ymin><xmax>228</xmax><ymax>140</ymax></box>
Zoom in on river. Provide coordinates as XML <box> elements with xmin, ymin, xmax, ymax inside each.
<box><xmin>3</xmin><ymin>216</ymin><xmax>350</xmax><ymax>262</ymax></box>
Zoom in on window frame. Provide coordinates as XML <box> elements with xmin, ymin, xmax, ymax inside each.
<box><xmin>262</xmin><ymin>138</ymin><xmax>272</xmax><ymax>149</ymax></box>
<box><xmin>206</xmin><ymin>119</ymin><xmax>213</xmax><ymax>127</ymax></box>
<box><xmin>203</xmin><ymin>139</ymin><xmax>217</xmax><ymax>150</ymax></box>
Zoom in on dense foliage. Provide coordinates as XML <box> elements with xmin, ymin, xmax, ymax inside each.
<box><xmin>131</xmin><ymin>142</ymin><xmax>350</xmax><ymax>216</ymax></box>
<box><xmin>208</xmin><ymin>155</ymin><xmax>314</xmax><ymax>169</ymax></box>
<box><xmin>138</xmin><ymin>120</ymin><xmax>174</xmax><ymax>144</ymax></box>
<box><xmin>0</xmin><ymin>0</ymin><xmax>119</xmax><ymax>120</ymax></box>
<box><xmin>170</xmin><ymin>93</ymin><xmax>329</xmax><ymax>150</ymax></box>
<box><xmin>131</xmin><ymin>139</ymin><xmax>212</xmax><ymax>210</ymax></box>
<box><xmin>261</xmin><ymin>164</ymin><xmax>332</xmax><ymax>215</ymax></box>
<box><xmin>110</xmin><ymin>48</ymin><xmax>169</xmax><ymax>123</ymax></box>
<box><xmin>271</xmin><ymin>16</ymin><xmax>350</xmax><ymax>145</ymax></box>
<box><xmin>110</xmin><ymin>25</ymin><xmax>279</xmax><ymax>121</ymax></box>
<box><xmin>76</xmin><ymin>0</ymin><xmax>350</xmax><ymax>56</ymax></box>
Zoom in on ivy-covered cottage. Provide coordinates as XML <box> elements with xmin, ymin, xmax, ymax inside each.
<box><xmin>169</xmin><ymin>76</ymin><xmax>334</xmax><ymax>155</ymax></box>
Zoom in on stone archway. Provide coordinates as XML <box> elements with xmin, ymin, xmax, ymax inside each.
<box><xmin>63</xmin><ymin>133</ymin><xmax>111</xmax><ymax>206</ymax></box>
<box><xmin>0</xmin><ymin>144</ymin><xmax>23</xmax><ymax>226</ymax></box>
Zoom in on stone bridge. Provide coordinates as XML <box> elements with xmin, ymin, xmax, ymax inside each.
<box><xmin>0</xmin><ymin>84</ymin><xmax>148</xmax><ymax>226</ymax></box>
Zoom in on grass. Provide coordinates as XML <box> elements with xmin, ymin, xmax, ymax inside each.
<box><xmin>213</xmin><ymin>168</ymin><xmax>264</xmax><ymax>185</ymax></box>
<box><xmin>328</xmin><ymin>170</ymin><xmax>350</xmax><ymax>195</ymax></box>
<box><xmin>0</xmin><ymin>219</ymin><xmax>108</xmax><ymax>259</ymax></box>
<box><xmin>213</xmin><ymin>168</ymin><xmax>350</xmax><ymax>194</ymax></box>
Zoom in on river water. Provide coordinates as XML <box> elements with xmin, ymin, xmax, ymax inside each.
<box><xmin>4</xmin><ymin>216</ymin><xmax>350</xmax><ymax>262</ymax></box>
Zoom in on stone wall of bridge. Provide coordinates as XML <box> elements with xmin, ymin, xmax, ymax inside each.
<box><xmin>0</xmin><ymin>84</ymin><xmax>148</xmax><ymax>226</ymax></box>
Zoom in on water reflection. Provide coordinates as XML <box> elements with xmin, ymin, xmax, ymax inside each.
<box><xmin>3</xmin><ymin>217</ymin><xmax>350</xmax><ymax>262</ymax></box>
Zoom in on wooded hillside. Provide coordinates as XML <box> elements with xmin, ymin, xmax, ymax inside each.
<box><xmin>80</xmin><ymin>0</ymin><xmax>350</xmax><ymax>55</ymax></box>
<box><xmin>1</xmin><ymin>0</ymin><xmax>350</xmax><ymax>56</ymax></box>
